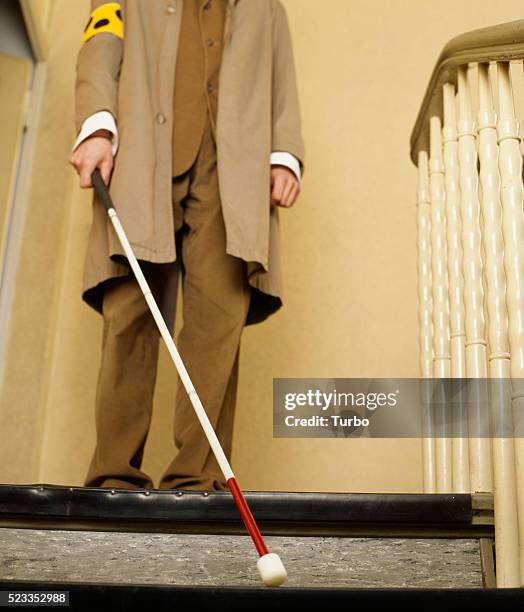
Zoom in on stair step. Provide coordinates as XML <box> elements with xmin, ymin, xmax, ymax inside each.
<box><xmin>0</xmin><ymin>484</ymin><xmax>497</xmax><ymax>599</ymax></box>
<box><xmin>0</xmin><ymin>485</ymin><xmax>491</xmax><ymax>537</ymax></box>
<box><xmin>1</xmin><ymin>527</ymin><xmax>482</xmax><ymax>588</ymax></box>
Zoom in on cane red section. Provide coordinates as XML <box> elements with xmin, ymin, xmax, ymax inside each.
<box><xmin>227</xmin><ymin>477</ymin><xmax>269</xmax><ymax>557</ymax></box>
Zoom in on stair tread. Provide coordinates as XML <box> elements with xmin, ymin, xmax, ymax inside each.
<box><xmin>1</xmin><ymin>527</ymin><xmax>482</xmax><ymax>589</ymax></box>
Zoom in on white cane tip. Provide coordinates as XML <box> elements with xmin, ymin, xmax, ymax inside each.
<box><xmin>257</xmin><ymin>553</ymin><xmax>287</xmax><ymax>587</ymax></box>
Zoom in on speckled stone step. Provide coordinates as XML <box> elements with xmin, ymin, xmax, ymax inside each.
<box><xmin>0</xmin><ymin>528</ymin><xmax>482</xmax><ymax>588</ymax></box>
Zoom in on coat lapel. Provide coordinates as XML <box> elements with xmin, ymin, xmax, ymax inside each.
<box><xmin>224</xmin><ymin>0</ymin><xmax>238</xmax><ymax>47</ymax></box>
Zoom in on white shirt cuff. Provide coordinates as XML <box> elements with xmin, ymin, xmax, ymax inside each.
<box><xmin>73</xmin><ymin>111</ymin><xmax>119</xmax><ymax>156</ymax></box>
<box><xmin>270</xmin><ymin>151</ymin><xmax>302</xmax><ymax>184</ymax></box>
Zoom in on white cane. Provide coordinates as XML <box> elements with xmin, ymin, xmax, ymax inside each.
<box><xmin>91</xmin><ymin>169</ymin><xmax>287</xmax><ymax>587</ymax></box>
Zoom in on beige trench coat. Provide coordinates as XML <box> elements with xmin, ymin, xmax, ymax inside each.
<box><xmin>76</xmin><ymin>0</ymin><xmax>305</xmax><ymax>329</ymax></box>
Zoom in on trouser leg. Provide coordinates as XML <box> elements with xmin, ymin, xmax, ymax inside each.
<box><xmin>158</xmin><ymin>119</ymin><xmax>251</xmax><ymax>490</ymax></box>
<box><xmin>84</xmin><ymin>262</ymin><xmax>174</xmax><ymax>489</ymax></box>
<box><xmin>197</xmin><ymin>347</ymin><xmax>241</xmax><ymax>482</ymax></box>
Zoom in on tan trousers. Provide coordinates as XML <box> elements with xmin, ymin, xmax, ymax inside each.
<box><xmin>84</xmin><ymin>116</ymin><xmax>251</xmax><ymax>490</ymax></box>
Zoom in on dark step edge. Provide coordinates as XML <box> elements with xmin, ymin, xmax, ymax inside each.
<box><xmin>0</xmin><ymin>485</ymin><xmax>475</xmax><ymax>524</ymax></box>
<box><xmin>0</xmin><ymin>516</ymin><xmax>495</xmax><ymax>538</ymax></box>
<box><xmin>1</xmin><ymin>580</ymin><xmax>523</xmax><ymax>611</ymax></box>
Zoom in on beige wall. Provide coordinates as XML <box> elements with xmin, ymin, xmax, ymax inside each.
<box><xmin>20</xmin><ymin>0</ymin><xmax>52</xmax><ymax>58</ymax></box>
<box><xmin>2</xmin><ymin>0</ymin><xmax>524</xmax><ymax>492</ymax></box>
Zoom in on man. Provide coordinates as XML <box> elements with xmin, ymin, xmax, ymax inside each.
<box><xmin>69</xmin><ymin>0</ymin><xmax>305</xmax><ymax>490</ymax></box>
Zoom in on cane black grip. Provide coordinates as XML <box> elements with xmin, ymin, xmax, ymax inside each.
<box><xmin>91</xmin><ymin>168</ymin><xmax>115</xmax><ymax>213</ymax></box>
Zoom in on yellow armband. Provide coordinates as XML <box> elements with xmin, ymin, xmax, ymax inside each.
<box><xmin>82</xmin><ymin>2</ymin><xmax>123</xmax><ymax>45</ymax></box>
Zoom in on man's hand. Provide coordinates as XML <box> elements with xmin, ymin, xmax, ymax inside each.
<box><xmin>68</xmin><ymin>129</ymin><xmax>114</xmax><ymax>188</ymax></box>
<box><xmin>270</xmin><ymin>165</ymin><xmax>301</xmax><ymax>208</ymax></box>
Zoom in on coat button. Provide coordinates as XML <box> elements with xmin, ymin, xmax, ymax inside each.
<box><xmin>206</xmin><ymin>37</ymin><xmax>214</xmax><ymax>46</ymax></box>
<box><xmin>156</xmin><ymin>113</ymin><xmax>166</xmax><ymax>124</ymax></box>
<box><xmin>166</xmin><ymin>5</ymin><xmax>176</xmax><ymax>14</ymax></box>
<box><xmin>207</xmin><ymin>83</ymin><xmax>214</xmax><ymax>93</ymax></box>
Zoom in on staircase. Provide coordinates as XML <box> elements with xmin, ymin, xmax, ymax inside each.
<box><xmin>1</xmin><ymin>484</ymin><xmax>522</xmax><ymax>610</ymax></box>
